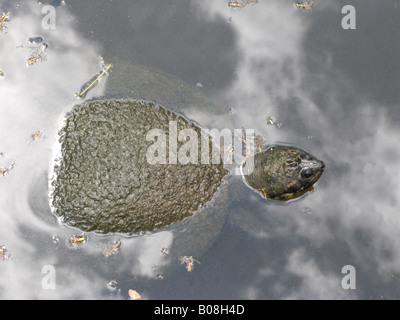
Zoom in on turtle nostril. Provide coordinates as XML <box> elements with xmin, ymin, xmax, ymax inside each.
<box><xmin>320</xmin><ymin>162</ymin><xmax>325</xmax><ymax>170</ymax></box>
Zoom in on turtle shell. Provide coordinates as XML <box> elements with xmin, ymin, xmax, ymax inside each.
<box><xmin>50</xmin><ymin>99</ymin><xmax>228</xmax><ymax>234</ymax></box>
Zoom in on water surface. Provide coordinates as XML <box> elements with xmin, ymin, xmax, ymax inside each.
<box><xmin>1</xmin><ymin>0</ymin><xmax>400</xmax><ymax>299</ymax></box>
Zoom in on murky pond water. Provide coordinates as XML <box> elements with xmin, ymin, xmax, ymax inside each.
<box><xmin>1</xmin><ymin>0</ymin><xmax>400</xmax><ymax>299</ymax></box>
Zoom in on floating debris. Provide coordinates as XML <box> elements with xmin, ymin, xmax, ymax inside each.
<box><xmin>103</xmin><ymin>240</ymin><xmax>121</xmax><ymax>257</ymax></box>
<box><xmin>221</xmin><ymin>144</ymin><xmax>234</xmax><ymax>164</ymax></box>
<box><xmin>228</xmin><ymin>0</ymin><xmax>258</xmax><ymax>8</ymax></box>
<box><xmin>196</xmin><ymin>82</ymin><xmax>203</xmax><ymax>88</ymax></box>
<box><xmin>224</xmin><ymin>107</ymin><xmax>233</xmax><ymax>117</ymax></box>
<box><xmin>0</xmin><ymin>245</ymin><xmax>12</xmax><ymax>261</ymax></box>
<box><xmin>51</xmin><ymin>235</ymin><xmax>59</xmax><ymax>244</ymax></box>
<box><xmin>68</xmin><ymin>234</ymin><xmax>87</xmax><ymax>247</ymax></box>
<box><xmin>0</xmin><ymin>245</ymin><xmax>5</xmax><ymax>260</ymax></box>
<box><xmin>27</xmin><ymin>56</ymin><xmax>45</xmax><ymax>66</ymax></box>
<box><xmin>161</xmin><ymin>247</ymin><xmax>169</xmax><ymax>255</ymax></box>
<box><xmin>0</xmin><ymin>161</ymin><xmax>15</xmax><ymax>177</ymax></box>
<box><xmin>266</xmin><ymin>116</ymin><xmax>282</xmax><ymax>128</ymax></box>
<box><xmin>0</xmin><ymin>69</ymin><xmax>4</xmax><ymax>77</ymax></box>
<box><xmin>266</xmin><ymin>117</ymin><xmax>274</xmax><ymax>125</ymax></box>
<box><xmin>151</xmin><ymin>265</ymin><xmax>164</xmax><ymax>279</ymax></box>
<box><xmin>0</xmin><ymin>12</ymin><xmax>10</xmax><ymax>33</ymax></box>
<box><xmin>26</xmin><ymin>36</ymin><xmax>45</xmax><ymax>48</ymax></box>
<box><xmin>304</xmin><ymin>207</ymin><xmax>311</xmax><ymax>215</ymax></box>
<box><xmin>128</xmin><ymin>289</ymin><xmax>141</xmax><ymax>300</ymax></box>
<box><xmin>256</xmin><ymin>187</ymin><xmax>268</xmax><ymax>199</ymax></box>
<box><xmin>76</xmin><ymin>60</ymin><xmax>112</xmax><ymax>99</ymax></box>
<box><xmin>28</xmin><ymin>130</ymin><xmax>45</xmax><ymax>145</ymax></box>
<box><xmin>179</xmin><ymin>256</ymin><xmax>200</xmax><ymax>272</ymax></box>
<box><xmin>24</xmin><ymin>39</ymin><xmax>49</xmax><ymax>66</ymax></box>
<box><xmin>296</xmin><ymin>0</ymin><xmax>314</xmax><ymax>9</ymax></box>
<box><xmin>241</xmin><ymin>135</ymin><xmax>263</xmax><ymax>157</ymax></box>
<box><xmin>250</xmin><ymin>136</ymin><xmax>262</xmax><ymax>153</ymax></box>
<box><xmin>32</xmin><ymin>130</ymin><xmax>43</xmax><ymax>141</ymax></box>
<box><xmin>107</xmin><ymin>280</ymin><xmax>118</xmax><ymax>290</ymax></box>
<box><xmin>241</xmin><ymin>135</ymin><xmax>251</xmax><ymax>157</ymax></box>
<box><xmin>219</xmin><ymin>130</ymin><xmax>264</xmax><ymax>162</ymax></box>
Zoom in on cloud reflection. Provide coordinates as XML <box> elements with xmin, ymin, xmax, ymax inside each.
<box><xmin>0</xmin><ymin>1</ymin><xmax>175</xmax><ymax>299</ymax></box>
<box><xmin>1</xmin><ymin>0</ymin><xmax>400</xmax><ymax>300</ymax></box>
<box><xmin>195</xmin><ymin>0</ymin><xmax>400</xmax><ymax>299</ymax></box>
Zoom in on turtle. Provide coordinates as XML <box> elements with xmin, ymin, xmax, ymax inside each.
<box><xmin>48</xmin><ymin>58</ymin><xmax>324</xmax><ymax>261</ymax></box>
<box><xmin>50</xmin><ymin>103</ymin><xmax>324</xmax><ymax>233</ymax></box>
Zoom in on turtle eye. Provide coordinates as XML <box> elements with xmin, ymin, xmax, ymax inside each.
<box><xmin>301</xmin><ymin>169</ymin><xmax>314</xmax><ymax>179</ymax></box>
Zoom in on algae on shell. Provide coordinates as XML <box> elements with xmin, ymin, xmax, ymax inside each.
<box><xmin>50</xmin><ymin>99</ymin><xmax>228</xmax><ymax>234</ymax></box>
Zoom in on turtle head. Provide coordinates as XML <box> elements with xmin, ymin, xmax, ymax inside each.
<box><xmin>297</xmin><ymin>150</ymin><xmax>325</xmax><ymax>188</ymax></box>
<box><xmin>278</xmin><ymin>147</ymin><xmax>325</xmax><ymax>200</ymax></box>
<box><xmin>242</xmin><ymin>145</ymin><xmax>325</xmax><ymax>201</ymax></box>
<box><xmin>277</xmin><ymin>147</ymin><xmax>325</xmax><ymax>200</ymax></box>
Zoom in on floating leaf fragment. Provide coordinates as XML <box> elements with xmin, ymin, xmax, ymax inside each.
<box><xmin>161</xmin><ymin>247</ymin><xmax>169</xmax><ymax>255</ymax></box>
<box><xmin>228</xmin><ymin>0</ymin><xmax>258</xmax><ymax>8</ymax></box>
<box><xmin>68</xmin><ymin>234</ymin><xmax>87</xmax><ymax>247</ymax></box>
<box><xmin>295</xmin><ymin>0</ymin><xmax>314</xmax><ymax>9</ymax></box>
<box><xmin>128</xmin><ymin>289</ymin><xmax>141</xmax><ymax>300</ymax></box>
<box><xmin>76</xmin><ymin>62</ymin><xmax>112</xmax><ymax>98</ymax></box>
<box><xmin>103</xmin><ymin>240</ymin><xmax>121</xmax><ymax>256</ymax></box>
<box><xmin>0</xmin><ymin>161</ymin><xmax>15</xmax><ymax>177</ymax></box>
<box><xmin>179</xmin><ymin>256</ymin><xmax>200</xmax><ymax>272</ymax></box>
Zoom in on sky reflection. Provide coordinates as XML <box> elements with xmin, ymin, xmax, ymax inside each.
<box><xmin>1</xmin><ymin>0</ymin><xmax>400</xmax><ymax>300</ymax></box>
